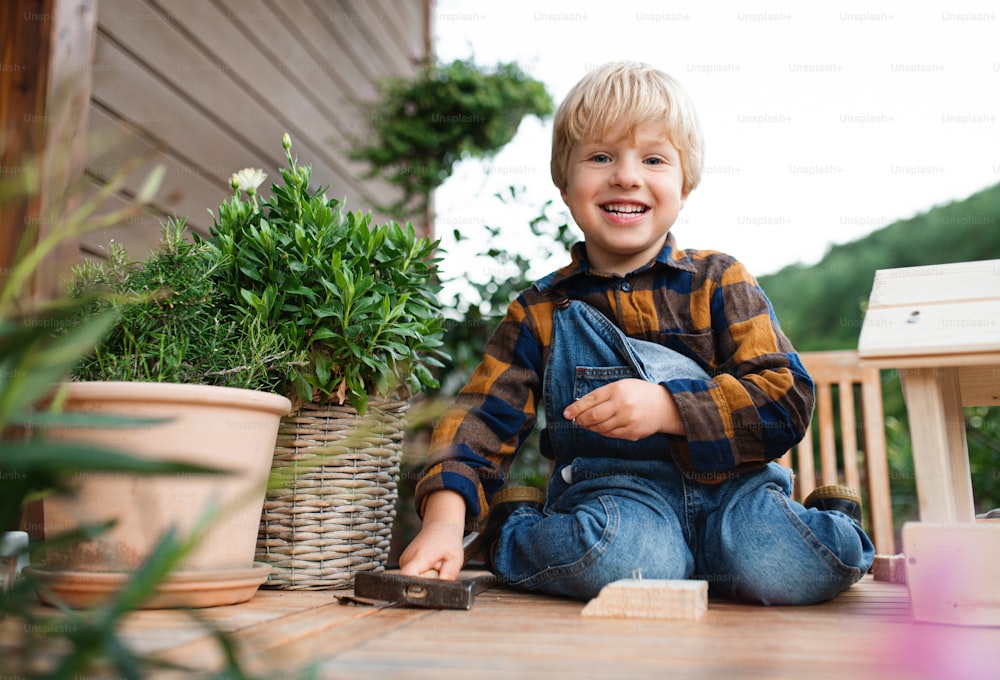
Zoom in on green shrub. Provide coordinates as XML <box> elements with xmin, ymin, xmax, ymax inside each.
<box><xmin>208</xmin><ymin>136</ymin><xmax>447</xmax><ymax>414</ymax></box>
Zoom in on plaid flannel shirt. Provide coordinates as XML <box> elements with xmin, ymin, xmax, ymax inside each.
<box><xmin>414</xmin><ymin>233</ymin><xmax>815</xmax><ymax>525</ymax></box>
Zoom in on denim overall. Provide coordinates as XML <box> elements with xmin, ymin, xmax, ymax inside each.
<box><xmin>490</xmin><ymin>298</ymin><xmax>875</xmax><ymax>604</ymax></box>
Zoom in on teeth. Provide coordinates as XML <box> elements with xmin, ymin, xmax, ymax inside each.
<box><xmin>603</xmin><ymin>204</ymin><xmax>647</xmax><ymax>215</ymax></box>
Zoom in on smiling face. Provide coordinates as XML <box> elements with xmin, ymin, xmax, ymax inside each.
<box><xmin>561</xmin><ymin>122</ymin><xmax>688</xmax><ymax>276</ymax></box>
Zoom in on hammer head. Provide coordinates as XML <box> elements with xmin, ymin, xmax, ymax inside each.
<box><xmin>353</xmin><ymin>571</ymin><xmax>492</xmax><ymax>610</ymax></box>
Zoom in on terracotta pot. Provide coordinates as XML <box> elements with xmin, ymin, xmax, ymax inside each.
<box><xmin>30</xmin><ymin>382</ymin><xmax>290</xmax><ymax>608</ymax></box>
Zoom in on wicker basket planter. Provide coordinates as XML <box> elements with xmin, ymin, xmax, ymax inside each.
<box><xmin>256</xmin><ymin>398</ymin><xmax>408</xmax><ymax>589</ymax></box>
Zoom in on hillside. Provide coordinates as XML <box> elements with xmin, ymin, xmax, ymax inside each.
<box><xmin>758</xmin><ymin>182</ymin><xmax>1000</xmax><ymax>351</ymax></box>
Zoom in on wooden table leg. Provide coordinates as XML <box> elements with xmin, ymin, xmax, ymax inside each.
<box><xmin>899</xmin><ymin>367</ymin><xmax>976</xmax><ymax>523</ymax></box>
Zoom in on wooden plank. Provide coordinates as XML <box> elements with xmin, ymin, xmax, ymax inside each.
<box><xmin>872</xmin><ymin>554</ymin><xmax>906</xmax><ymax>583</ymax></box>
<box><xmin>214</xmin><ymin>0</ymin><xmax>348</xmax><ymax>120</ymax></box>
<box><xmin>392</xmin><ymin>0</ymin><xmax>426</xmax><ymax>41</ymax></box>
<box><xmin>899</xmin><ymin>367</ymin><xmax>976</xmax><ymax>523</ymax></box>
<box><xmin>794</xmin><ymin>423</ymin><xmax>815</xmax><ymax>498</ymax></box>
<box><xmin>96</xmin><ymin>0</ymin><xmax>286</xmax><ymax>177</ymax></box>
<box><xmin>95</xmin><ymin>0</ymin><xmax>361</xmax><ymax>214</ymax></box>
<box><xmin>957</xmin><ymin>364</ymin><xmax>1000</xmax><ymax>406</ymax></box>
<box><xmin>148</xmin><ymin>597</ymin><xmax>428</xmax><ymax>677</ymax></box>
<box><xmin>236</xmin><ymin>607</ymin><xmax>432</xmax><ymax>678</ymax></box>
<box><xmin>0</xmin><ymin>0</ymin><xmax>53</xmax><ymax>280</ymax></box>
<box><xmin>41</xmin><ymin>0</ymin><xmax>97</xmax><ymax>292</ymax></box>
<box><xmin>266</xmin><ymin>0</ymin><xmax>373</xmax><ymax>101</ymax></box>
<box><xmin>866</xmin><ymin>259</ymin><xmax>1000</xmax><ymax>309</ymax></box>
<box><xmin>149</xmin><ymin>0</ymin><xmax>399</xmax><ymax>217</ymax></box>
<box><xmin>117</xmin><ymin>590</ymin><xmax>373</xmax><ymax>664</ymax></box>
<box><xmin>303</xmin><ymin>0</ymin><xmax>422</xmax><ymax>90</ymax></box>
<box><xmin>90</xmin><ymin>33</ymin><xmax>272</xmax><ymax>219</ymax></box>
<box><xmin>817</xmin><ymin>382</ymin><xmax>838</xmax><ymax>485</ymax></box>
<box><xmin>340</xmin><ymin>0</ymin><xmax>414</xmax><ymax>76</ymax></box>
<box><xmin>86</xmin><ymin>105</ymin><xmax>221</xmax><ymax>237</ymax></box>
<box><xmin>13</xmin><ymin>577</ymin><xmax>1000</xmax><ymax>680</ymax></box>
<box><xmin>858</xmin><ymin>300</ymin><xmax>1000</xmax><ymax>359</ymax></box>
<box><xmin>903</xmin><ymin>522</ymin><xmax>1000</xmax><ymax>626</ymax></box>
<box><xmin>302</xmin><ymin>0</ymin><xmax>380</xmax><ymax>82</ymax></box>
<box><xmin>372</xmin><ymin>0</ymin><xmax>424</xmax><ymax>64</ymax></box>
<box><xmin>839</xmin><ymin>380</ymin><xmax>860</xmax><ymax>492</ymax></box>
<box><xmin>861</xmin><ymin>351</ymin><xmax>1000</xmax><ymax>371</ymax></box>
<box><xmin>314</xmin><ymin>580</ymin><xmax>928</xmax><ymax>679</ymax></box>
<box><xmin>1</xmin><ymin>0</ymin><xmax>96</xmax><ymax>300</ymax></box>
<box><xmin>79</xmin><ymin>0</ymin><xmax>429</xmax><ymax>266</ymax></box>
<box><xmin>862</xmin><ymin>373</ymin><xmax>895</xmax><ymax>554</ymax></box>
<box><xmin>331</xmin><ymin>0</ymin><xmax>396</xmax><ymax>78</ymax></box>
<box><xmin>799</xmin><ymin>350</ymin><xmax>867</xmax><ymax>383</ymax></box>
<box><xmin>860</xmin><ymin>260</ymin><xmax>1000</xmax><ymax>360</ymax></box>
<box><xmin>261</xmin><ymin>0</ymin><xmax>385</xmax><ymax>163</ymax></box>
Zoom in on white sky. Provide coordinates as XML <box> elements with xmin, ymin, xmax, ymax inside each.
<box><xmin>429</xmin><ymin>0</ymin><xmax>1000</xmax><ymax>301</ymax></box>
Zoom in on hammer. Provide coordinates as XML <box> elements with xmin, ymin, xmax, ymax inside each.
<box><xmin>352</xmin><ymin>532</ymin><xmax>495</xmax><ymax>610</ymax></box>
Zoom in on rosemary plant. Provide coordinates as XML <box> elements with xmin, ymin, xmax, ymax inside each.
<box><xmin>69</xmin><ymin>217</ymin><xmax>301</xmax><ymax>391</ymax></box>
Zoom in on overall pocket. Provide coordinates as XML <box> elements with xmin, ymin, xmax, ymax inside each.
<box><xmin>570</xmin><ymin>365</ymin><xmax>672</xmax><ymax>459</ymax></box>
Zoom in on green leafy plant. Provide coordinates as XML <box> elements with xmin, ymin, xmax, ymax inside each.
<box><xmin>68</xmin><ymin>217</ymin><xmax>301</xmax><ymax>391</ymax></box>
<box><xmin>350</xmin><ymin>58</ymin><xmax>554</xmax><ymax>217</ymax></box>
<box><xmin>209</xmin><ymin>135</ymin><xmax>447</xmax><ymax>414</ymax></box>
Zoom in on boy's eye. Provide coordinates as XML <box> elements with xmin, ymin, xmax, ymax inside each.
<box><xmin>645</xmin><ymin>157</ymin><xmax>665</xmax><ymax>166</ymax></box>
<box><xmin>589</xmin><ymin>153</ymin><xmax>611</xmax><ymax>163</ymax></box>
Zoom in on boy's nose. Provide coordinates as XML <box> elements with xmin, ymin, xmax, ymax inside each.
<box><xmin>610</xmin><ymin>160</ymin><xmax>641</xmax><ymax>188</ymax></box>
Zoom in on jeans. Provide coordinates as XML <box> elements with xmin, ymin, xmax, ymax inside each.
<box><xmin>492</xmin><ymin>300</ymin><xmax>875</xmax><ymax>604</ymax></box>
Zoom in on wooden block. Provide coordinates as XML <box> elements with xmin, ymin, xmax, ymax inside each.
<box><xmin>872</xmin><ymin>554</ymin><xmax>907</xmax><ymax>584</ymax></box>
<box><xmin>581</xmin><ymin>579</ymin><xmax>708</xmax><ymax>621</ymax></box>
<box><xmin>902</xmin><ymin>521</ymin><xmax>1000</xmax><ymax>626</ymax></box>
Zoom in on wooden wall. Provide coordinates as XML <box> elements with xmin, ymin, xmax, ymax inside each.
<box><xmin>82</xmin><ymin>0</ymin><xmax>431</xmax><ymax>260</ymax></box>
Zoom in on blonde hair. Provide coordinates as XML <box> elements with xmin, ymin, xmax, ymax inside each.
<box><xmin>550</xmin><ymin>61</ymin><xmax>704</xmax><ymax>196</ymax></box>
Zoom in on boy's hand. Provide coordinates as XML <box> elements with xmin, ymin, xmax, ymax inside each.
<box><xmin>563</xmin><ymin>378</ymin><xmax>686</xmax><ymax>440</ymax></box>
<box><xmin>398</xmin><ymin>490</ymin><xmax>467</xmax><ymax>580</ymax></box>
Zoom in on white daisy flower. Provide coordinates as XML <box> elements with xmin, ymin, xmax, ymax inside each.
<box><xmin>231</xmin><ymin>167</ymin><xmax>267</xmax><ymax>195</ymax></box>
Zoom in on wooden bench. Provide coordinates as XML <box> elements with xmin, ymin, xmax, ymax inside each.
<box><xmin>778</xmin><ymin>350</ymin><xmax>895</xmax><ymax>555</ymax></box>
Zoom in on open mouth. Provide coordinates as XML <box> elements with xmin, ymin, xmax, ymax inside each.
<box><xmin>601</xmin><ymin>203</ymin><xmax>649</xmax><ymax>217</ymax></box>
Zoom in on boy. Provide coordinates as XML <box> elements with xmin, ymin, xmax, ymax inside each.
<box><xmin>400</xmin><ymin>61</ymin><xmax>874</xmax><ymax>605</ymax></box>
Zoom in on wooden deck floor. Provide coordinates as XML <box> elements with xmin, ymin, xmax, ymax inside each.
<box><xmin>5</xmin><ymin>574</ymin><xmax>1000</xmax><ymax>679</ymax></box>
